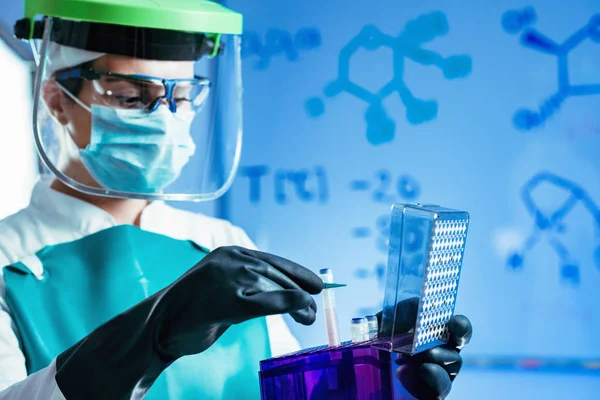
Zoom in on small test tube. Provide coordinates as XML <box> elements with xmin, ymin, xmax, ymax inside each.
<box><xmin>366</xmin><ymin>315</ymin><xmax>379</xmax><ymax>339</ymax></box>
<box><xmin>319</xmin><ymin>268</ymin><xmax>341</xmax><ymax>347</ymax></box>
<box><xmin>351</xmin><ymin>318</ymin><xmax>368</xmax><ymax>343</ymax></box>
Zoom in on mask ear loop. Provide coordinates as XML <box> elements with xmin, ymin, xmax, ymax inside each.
<box><xmin>54</xmin><ymin>80</ymin><xmax>93</xmax><ymax>113</ymax></box>
<box><xmin>46</xmin><ymin>81</ymin><xmax>90</xmax><ymax>168</ymax></box>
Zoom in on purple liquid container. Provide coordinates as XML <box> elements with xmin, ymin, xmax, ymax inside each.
<box><xmin>260</xmin><ymin>204</ymin><xmax>470</xmax><ymax>400</ymax></box>
<box><xmin>259</xmin><ymin>341</ymin><xmax>393</xmax><ymax>400</ymax></box>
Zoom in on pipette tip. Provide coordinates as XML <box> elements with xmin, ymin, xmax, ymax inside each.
<box><xmin>322</xmin><ymin>283</ymin><xmax>347</xmax><ymax>289</ymax></box>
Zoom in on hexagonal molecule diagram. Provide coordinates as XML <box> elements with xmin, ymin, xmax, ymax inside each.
<box><xmin>304</xmin><ymin>11</ymin><xmax>472</xmax><ymax>146</ymax></box>
<box><xmin>507</xmin><ymin>172</ymin><xmax>600</xmax><ymax>285</ymax></box>
<box><xmin>502</xmin><ymin>7</ymin><xmax>600</xmax><ymax>131</ymax></box>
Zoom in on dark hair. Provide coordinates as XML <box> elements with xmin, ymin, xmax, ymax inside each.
<box><xmin>53</xmin><ymin>61</ymin><xmax>95</xmax><ymax>99</ymax></box>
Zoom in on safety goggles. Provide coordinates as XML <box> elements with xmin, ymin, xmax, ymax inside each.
<box><xmin>55</xmin><ymin>67</ymin><xmax>212</xmax><ymax>113</ymax></box>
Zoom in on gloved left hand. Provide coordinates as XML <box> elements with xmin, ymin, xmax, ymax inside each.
<box><xmin>377</xmin><ymin>299</ymin><xmax>473</xmax><ymax>400</ymax></box>
<box><xmin>54</xmin><ymin>246</ymin><xmax>323</xmax><ymax>400</ymax></box>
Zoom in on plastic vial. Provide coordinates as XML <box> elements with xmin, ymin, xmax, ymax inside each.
<box><xmin>351</xmin><ymin>318</ymin><xmax>368</xmax><ymax>343</ymax></box>
<box><xmin>366</xmin><ymin>315</ymin><xmax>379</xmax><ymax>339</ymax></box>
<box><xmin>319</xmin><ymin>268</ymin><xmax>341</xmax><ymax>347</ymax></box>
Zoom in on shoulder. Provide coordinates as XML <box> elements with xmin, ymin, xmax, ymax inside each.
<box><xmin>0</xmin><ymin>199</ymin><xmax>86</xmax><ymax>271</ymax></box>
<box><xmin>0</xmin><ymin>205</ymin><xmax>43</xmax><ymax>269</ymax></box>
<box><xmin>144</xmin><ymin>203</ymin><xmax>257</xmax><ymax>251</ymax></box>
<box><xmin>0</xmin><ymin>206</ymin><xmax>39</xmax><ymax>297</ymax></box>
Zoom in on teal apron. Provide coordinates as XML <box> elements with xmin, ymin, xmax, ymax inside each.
<box><xmin>3</xmin><ymin>225</ymin><xmax>271</xmax><ymax>399</ymax></box>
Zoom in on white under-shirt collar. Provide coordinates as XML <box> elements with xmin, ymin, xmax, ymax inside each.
<box><xmin>28</xmin><ymin>177</ymin><xmax>164</xmax><ymax>236</ymax></box>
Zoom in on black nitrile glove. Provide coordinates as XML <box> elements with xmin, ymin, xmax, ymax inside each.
<box><xmin>376</xmin><ymin>299</ymin><xmax>473</xmax><ymax>400</ymax></box>
<box><xmin>55</xmin><ymin>246</ymin><xmax>323</xmax><ymax>400</ymax></box>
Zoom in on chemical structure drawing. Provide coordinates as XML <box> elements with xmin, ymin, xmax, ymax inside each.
<box><xmin>241</xmin><ymin>28</ymin><xmax>322</xmax><ymax>70</ymax></box>
<box><xmin>349</xmin><ymin>170</ymin><xmax>421</xmax><ymax>253</ymax></box>
<box><xmin>304</xmin><ymin>11</ymin><xmax>472</xmax><ymax>146</ymax></box>
<box><xmin>507</xmin><ymin>171</ymin><xmax>600</xmax><ymax>285</ymax></box>
<box><xmin>502</xmin><ymin>7</ymin><xmax>600</xmax><ymax>131</ymax></box>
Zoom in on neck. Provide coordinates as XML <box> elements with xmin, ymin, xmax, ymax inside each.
<box><xmin>50</xmin><ymin>179</ymin><xmax>150</xmax><ymax>226</ymax></box>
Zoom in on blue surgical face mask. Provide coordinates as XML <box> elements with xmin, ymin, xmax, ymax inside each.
<box><xmin>79</xmin><ymin>104</ymin><xmax>197</xmax><ymax>194</ymax></box>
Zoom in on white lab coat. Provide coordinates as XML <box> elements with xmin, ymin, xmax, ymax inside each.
<box><xmin>0</xmin><ymin>178</ymin><xmax>300</xmax><ymax>399</ymax></box>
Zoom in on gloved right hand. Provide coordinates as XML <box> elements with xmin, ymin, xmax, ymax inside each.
<box><xmin>376</xmin><ymin>298</ymin><xmax>473</xmax><ymax>400</ymax></box>
<box><xmin>55</xmin><ymin>246</ymin><xmax>323</xmax><ymax>400</ymax></box>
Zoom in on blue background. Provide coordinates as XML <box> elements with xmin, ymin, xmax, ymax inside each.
<box><xmin>2</xmin><ymin>0</ymin><xmax>600</xmax><ymax>398</ymax></box>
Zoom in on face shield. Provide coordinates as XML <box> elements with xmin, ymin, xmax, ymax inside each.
<box><xmin>31</xmin><ymin>16</ymin><xmax>242</xmax><ymax>201</ymax></box>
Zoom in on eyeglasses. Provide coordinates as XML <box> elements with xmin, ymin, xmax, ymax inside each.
<box><xmin>55</xmin><ymin>67</ymin><xmax>212</xmax><ymax>113</ymax></box>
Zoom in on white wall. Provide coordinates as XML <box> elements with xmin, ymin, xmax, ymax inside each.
<box><xmin>0</xmin><ymin>37</ymin><xmax>38</xmax><ymax>219</ymax></box>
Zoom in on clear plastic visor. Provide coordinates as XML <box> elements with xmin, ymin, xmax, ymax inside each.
<box><xmin>32</xmin><ymin>17</ymin><xmax>243</xmax><ymax>201</ymax></box>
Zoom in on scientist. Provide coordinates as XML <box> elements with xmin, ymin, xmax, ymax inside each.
<box><xmin>0</xmin><ymin>1</ymin><xmax>472</xmax><ymax>399</ymax></box>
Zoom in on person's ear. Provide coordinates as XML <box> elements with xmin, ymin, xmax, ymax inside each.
<box><xmin>42</xmin><ymin>80</ymin><xmax>70</xmax><ymax>125</ymax></box>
